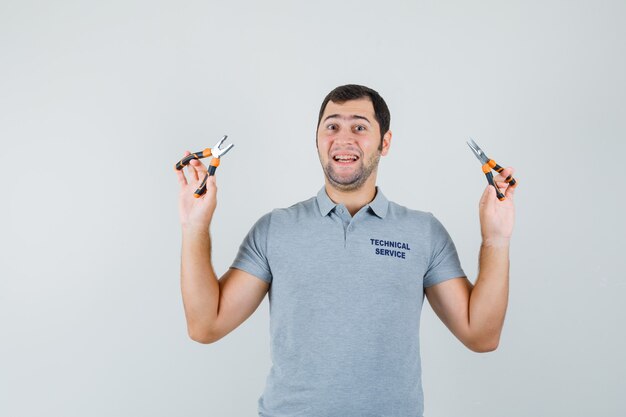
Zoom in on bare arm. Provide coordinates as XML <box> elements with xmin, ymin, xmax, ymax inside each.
<box><xmin>425</xmin><ymin>167</ymin><xmax>516</xmax><ymax>353</ymax></box>
<box><xmin>176</xmin><ymin>152</ymin><xmax>269</xmax><ymax>344</ymax></box>
<box><xmin>425</xmin><ymin>242</ymin><xmax>509</xmax><ymax>352</ymax></box>
<box><xmin>180</xmin><ymin>226</ymin><xmax>219</xmax><ymax>342</ymax></box>
<box><xmin>468</xmin><ymin>241</ymin><xmax>509</xmax><ymax>348</ymax></box>
<box><xmin>180</xmin><ymin>227</ymin><xmax>269</xmax><ymax>343</ymax></box>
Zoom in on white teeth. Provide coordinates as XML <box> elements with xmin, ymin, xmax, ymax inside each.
<box><xmin>334</xmin><ymin>155</ymin><xmax>358</xmax><ymax>161</ymax></box>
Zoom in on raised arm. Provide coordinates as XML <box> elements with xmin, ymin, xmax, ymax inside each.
<box><xmin>425</xmin><ymin>167</ymin><xmax>516</xmax><ymax>352</ymax></box>
<box><xmin>176</xmin><ymin>152</ymin><xmax>269</xmax><ymax>344</ymax></box>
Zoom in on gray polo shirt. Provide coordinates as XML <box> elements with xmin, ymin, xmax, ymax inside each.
<box><xmin>231</xmin><ymin>186</ymin><xmax>465</xmax><ymax>417</ymax></box>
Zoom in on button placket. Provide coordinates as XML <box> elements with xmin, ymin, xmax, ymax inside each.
<box><xmin>334</xmin><ymin>205</ymin><xmax>350</xmax><ymax>247</ymax></box>
<box><xmin>345</xmin><ymin>214</ymin><xmax>359</xmax><ymax>247</ymax></box>
<box><xmin>342</xmin><ymin>216</ymin><xmax>350</xmax><ymax>247</ymax></box>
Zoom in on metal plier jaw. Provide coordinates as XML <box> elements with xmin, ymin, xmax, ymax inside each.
<box><xmin>210</xmin><ymin>135</ymin><xmax>234</xmax><ymax>159</ymax></box>
<box><xmin>467</xmin><ymin>138</ymin><xmax>516</xmax><ymax>201</ymax></box>
<box><xmin>173</xmin><ymin>135</ymin><xmax>235</xmax><ymax>198</ymax></box>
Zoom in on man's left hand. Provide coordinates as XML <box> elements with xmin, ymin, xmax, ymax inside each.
<box><xmin>479</xmin><ymin>167</ymin><xmax>516</xmax><ymax>247</ymax></box>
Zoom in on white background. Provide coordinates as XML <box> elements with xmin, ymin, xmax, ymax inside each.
<box><xmin>1</xmin><ymin>0</ymin><xmax>624</xmax><ymax>416</ymax></box>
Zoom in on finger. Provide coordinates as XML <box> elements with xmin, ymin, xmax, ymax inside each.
<box><xmin>189</xmin><ymin>157</ymin><xmax>207</xmax><ymax>182</ymax></box>
<box><xmin>479</xmin><ymin>184</ymin><xmax>494</xmax><ymax>208</ymax></box>
<box><xmin>495</xmin><ymin>180</ymin><xmax>511</xmax><ymax>192</ymax></box>
<box><xmin>494</xmin><ymin>166</ymin><xmax>514</xmax><ymax>183</ymax></box>
<box><xmin>205</xmin><ymin>173</ymin><xmax>217</xmax><ymax>194</ymax></box>
<box><xmin>505</xmin><ymin>177</ymin><xmax>517</xmax><ymax>198</ymax></box>
<box><xmin>195</xmin><ymin>172</ymin><xmax>218</xmax><ymax>199</ymax></box>
<box><xmin>495</xmin><ymin>167</ymin><xmax>517</xmax><ymax>197</ymax></box>
<box><xmin>187</xmin><ymin>159</ymin><xmax>199</xmax><ymax>182</ymax></box>
<box><xmin>176</xmin><ymin>168</ymin><xmax>188</xmax><ymax>187</ymax></box>
<box><xmin>176</xmin><ymin>151</ymin><xmax>191</xmax><ymax>186</ymax></box>
<box><xmin>181</xmin><ymin>151</ymin><xmax>198</xmax><ymax>182</ymax></box>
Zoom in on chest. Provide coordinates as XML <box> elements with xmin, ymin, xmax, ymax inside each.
<box><xmin>266</xmin><ymin>217</ymin><xmax>431</xmax><ymax>310</ymax></box>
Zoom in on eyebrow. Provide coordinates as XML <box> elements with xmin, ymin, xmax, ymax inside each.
<box><xmin>323</xmin><ymin>114</ymin><xmax>371</xmax><ymax>125</ymax></box>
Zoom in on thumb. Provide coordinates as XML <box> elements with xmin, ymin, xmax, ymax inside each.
<box><xmin>202</xmin><ymin>173</ymin><xmax>218</xmax><ymax>197</ymax></box>
<box><xmin>479</xmin><ymin>184</ymin><xmax>493</xmax><ymax>206</ymax></box>
<box><xmin>206</xmin><ymin>173</ymin><xmax>217</xmax><ymax>188</ymax></box>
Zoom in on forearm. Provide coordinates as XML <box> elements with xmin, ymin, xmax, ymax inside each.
<box><xmin>468</xmin><ymin>240</ymin><xmax>510</xmax><ymax>350</ymax></box>
<box><xmin>180</xmin><ymin>226</ymin><xmax>220</xmax><ymax>341</ymax></box>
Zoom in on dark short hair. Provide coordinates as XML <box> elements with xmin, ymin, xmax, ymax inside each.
<box><xmin>317</xmin><ymin>84</ymin><xmax>391</xmax><ymax>144</ymax></box>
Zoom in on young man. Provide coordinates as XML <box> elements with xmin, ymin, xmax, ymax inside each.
<box><xmin>176</xmin><ymin>84</ymin><xmax>515</xmax><ymax>417</ymax></box>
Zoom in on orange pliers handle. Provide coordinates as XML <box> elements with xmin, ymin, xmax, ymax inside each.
<box><xmin>174</xmin><ymin>148</ymin><xmax>213</xmax><ymax>170</ymax></box>
<box><xmin>174</xmin><ymin>148</ymin><xmax>216</xmax><ymax>198</ymax></box>
<box><xmin>193</xmin><ymin>158</ymin><xmax>221</xmax><ymax>198</ymax></box>
<box><xmin>481</xmin><ymin>159</ymin><xmax>517</xmax><ymax>201</ymax></box>
<box><xmin>468</xmin><ymin>138</ymin><xmax>517</xmax><ymax>201</ymax></box>
<box><xmin>174</xmin><ymin>135</ymin><xmax>234</xmax><ymax>198</ymax></box>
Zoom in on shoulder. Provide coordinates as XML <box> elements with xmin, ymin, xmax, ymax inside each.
<box><xmin>386</xmin><ymin>199</ymin><xmax>434</xmax><ymax>224</ymax></box>
<box><xmin>266</xmin><ymin>195</ymin><xmax>318</xmax><ymax>225</ymax></box>
<box><xmin>384</xmin><ymin>199</ymin><xmax>447</xmax><ymax>240</ymax></box>
<box><xmin>385</xmin><ymin>199</ymin><xmax>456</xmax><ymax>252</ymax></box>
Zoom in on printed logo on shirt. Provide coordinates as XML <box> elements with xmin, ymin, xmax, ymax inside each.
<box><xmin>370</xmin><ymin>238</ymin><xmax>411</xmax><ymax>259</ymax></box>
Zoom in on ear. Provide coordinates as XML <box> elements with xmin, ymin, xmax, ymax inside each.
<box><xmin>380</xmin><ymin>131</ymin><xmax>392</xmax><ymax>156</ymax></box>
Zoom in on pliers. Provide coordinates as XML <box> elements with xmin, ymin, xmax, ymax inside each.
<box><xmin>467</xmin><ymin>138</ymin><xmax>517</xmax><ymax>201</ymax></box>
<box><xmin>174</xmin><ymin>135</ymin><xmax>235</xmax><ymax>198</ymax></box>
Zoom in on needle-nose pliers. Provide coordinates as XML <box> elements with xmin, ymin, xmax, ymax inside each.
<box><xmin>174</xmin><ymin>135</ymin><xmax>235</xmax><ymax>198</ymax></box>
<box><xmin>467</xmin><ymin>138</ymin><xmax>517</xmax><ymax>201</ymax></box>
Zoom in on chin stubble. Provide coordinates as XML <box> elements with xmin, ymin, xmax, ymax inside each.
<box><xmin>324</xmin><ymin>152</ymin><xmax>380</xmax><ymax>191</ymax></box>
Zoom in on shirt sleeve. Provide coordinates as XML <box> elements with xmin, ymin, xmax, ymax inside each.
<box><xmin>423</xmin><ymin>213</ymin><xmax>466</xmax><ymax>288</ymax></box>
<box><xmin>229</xmin><ymin>211</ymin><xmax>273</xmax><ymax>283</ymax></box>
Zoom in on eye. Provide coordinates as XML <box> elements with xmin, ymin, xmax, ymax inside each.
<box><xmin>326</xmin><ymin>123</ymin><xmax>337</xmax><ymax>130</ymax></box>
<box><xmin>354</xmin><ymin>125</ymin><xmax>366</xmax><ymax>131</ymax></box>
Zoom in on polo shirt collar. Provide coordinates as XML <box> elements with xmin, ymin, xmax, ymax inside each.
<box><xmin>368</xmin><ymin>187</ymin><xmax>389</xmax><ymax>218</ymax></box>
<box><xmin>316</xmin><ymin>186</ymin><xmax>389</xmax><ymax>219</ymax></box>
<box><xmin>316</xmin><ymin>186</ymin><xmax>336</xmax><ymax>217</ymax></box>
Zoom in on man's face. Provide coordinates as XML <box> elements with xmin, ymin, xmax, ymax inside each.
<box><xmin>316</xmin><ymin>98</ymin><xmax>390</xmax><ymax>191</ymax></box>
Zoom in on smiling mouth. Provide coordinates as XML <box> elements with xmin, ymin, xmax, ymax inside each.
<box><xmin>332</xmin><ymin>154</ymin><xmax>360</xmax><ymax>164</ymax></box>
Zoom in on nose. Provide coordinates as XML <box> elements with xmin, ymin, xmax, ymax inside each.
<box><xmin>333</xmin><ymin>129</ymin><xmax>356</xmax><ymax>145</ymax></box>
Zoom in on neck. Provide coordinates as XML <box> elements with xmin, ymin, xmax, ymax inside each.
<box><xmin>324</xmin><ymin>175</ymin><xmax>378</xmax><ymax>216</ymax></box>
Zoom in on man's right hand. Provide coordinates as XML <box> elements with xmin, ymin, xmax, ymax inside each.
<box><xmin>175</xmin><ymin>150</ymin><xmax>217</xmax><ymax>230</ymax></box>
